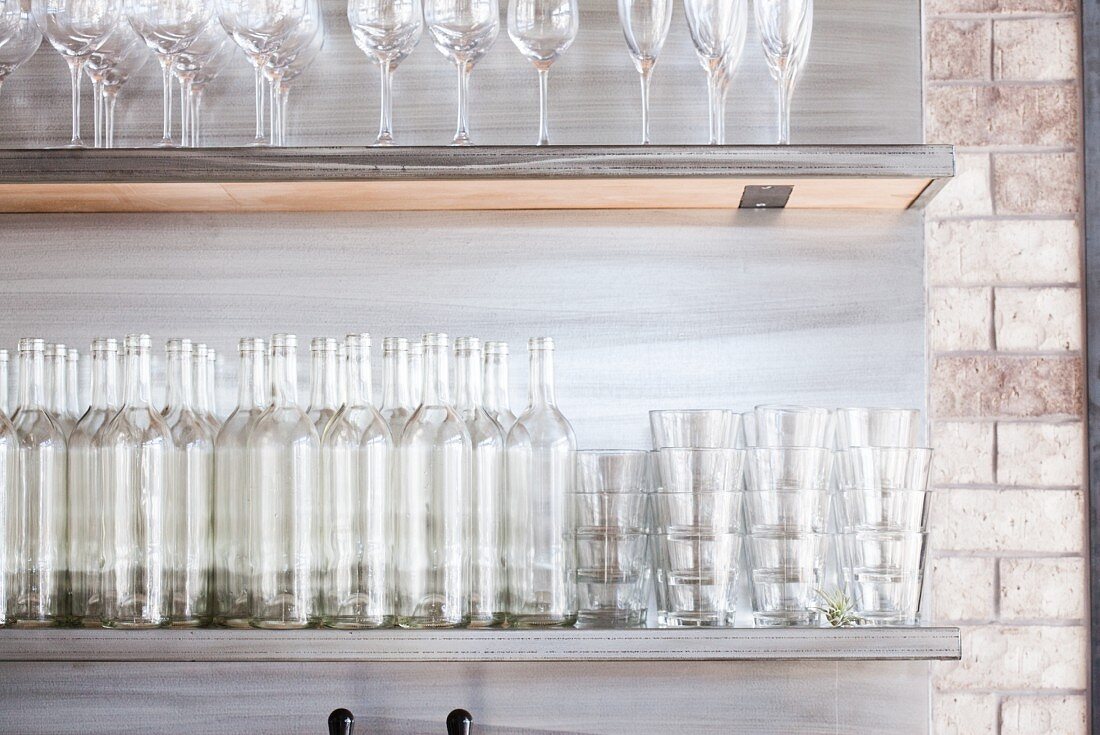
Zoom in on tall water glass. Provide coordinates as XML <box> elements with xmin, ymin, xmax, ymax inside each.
<box><xmin>753</xmin><ymin>0</ymin><xmax>812</xmax><ymax>144</ymax></box>
<box><xmin>649</xmin><ymin>409</ymin><xmax>740</xmax><ymax>449</ymax></box>
<box><xmin>617</xmin><ymin>0</ymin><xmax>672</xmax><ymax>144</ymax></box>
<box><xmin>348</xmin><ymin>0</ymin><xmax>423</xmax><ymax>145</ymax></box>
<box><xmin>834</xmin><ymin>407</ymin><xmax>922</xmax><ymax>448</ymax></box>
<box><xmin>0</xmin><ymin>0</ymin><xmax>43</xmax><ymax>121</ymax></box>
<box><xmin>682</xmin><ymin>0</ymin><xmax>746</xmax><ymax>144</ymax></box>
<box><xmin>507</xmin><ymin>0</ymin><xmax>577</xmax><ymax>146</ymax></box>
<box><xmin>424</xmin><ymin>0</ymin><xmax>499</xmax><ymax>145</ymax></box>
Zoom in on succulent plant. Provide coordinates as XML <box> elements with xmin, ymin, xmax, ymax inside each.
<box><xmin>813</xmin><ymin>588</ymin><xmax>863</xmax><ymax>628</ymax></box>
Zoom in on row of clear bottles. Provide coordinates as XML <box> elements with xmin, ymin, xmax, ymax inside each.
<box><xmin>0</xmin><ymin>331</ymin><xmax>575</xmax><ymax>629</ymax></box>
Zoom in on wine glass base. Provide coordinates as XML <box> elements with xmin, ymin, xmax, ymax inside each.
<box><xmin>154</xmin><ymin>140</ymin><xmax>176</xmax><ymax>149</ymax></box>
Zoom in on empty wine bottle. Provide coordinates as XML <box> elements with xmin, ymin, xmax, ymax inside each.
<box><xmin>380</xmin><ymin>337</ymin><xmax>415</xmax><ymax>442</ymax></box>
<box><xmin>483</xmin><ymin>341</ymin><xmax>517</xmax><ymax>434</ymax></box>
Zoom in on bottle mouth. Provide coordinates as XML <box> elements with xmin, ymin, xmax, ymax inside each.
<box><xmin>310</xmin><ymin>336</ymin><xmax>338</xmax><ymax>352</ymax></box>
<box><xmin>422</xmin><ymin>333</ymin><xmax>449</xmax><ymax>348</ymax></box>
<box><xmin>382</xmin><ymin>336</ymin><xmax>408</xmax><ymax>352</ymax></box>
<box><xmin>345</xmin><ymin>333</ymin><xmax>371</xmax><ymax>350</ymax></box>
<box><xmin>124</xmin><ymin>334</ymin><xmax>152</xmax><ymax>350</ymax></box>
<box><xmin>45</xmin><ymin>342</ymin><xmax>67</xmax><ymax>357</ymax></box>
<box><xmin>455</xmin><ymin>336</ymin><xmax>481</xmax><ymax>352</ymax></box>
<box><xmin>528</xmin><ymin>336</ymin><xmax>555</xmax><ymax>350</ymax></box>
<box><xmin>92</xmin><ymin>337</ymin><xmax>120</xmax><ymax>353</ymax></box>
<box><xmin>485</xmin><ymin>341</ymin><xmax>509</xmax><ymax>355</ymax></box>
<box><xmin>239</xmin><ymin>337</ymin><xmax>266</xmax><ymax>353</ymax></box>
<box><xmin>165</xmin><ymin>338</ymin><xmax>194</xmax><ymax>354</ymax></box>
<box><xmin>18</xmin><ymin>337</ymin><xmax>45</xmax><ymax>352</ymax></box>
<box><xmin>271</xmin><ymin>333</ymin><xmax>298</xmax><ymax>349</ymax></box>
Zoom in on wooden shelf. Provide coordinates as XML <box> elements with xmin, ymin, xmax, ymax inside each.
<box><xmin>0</xmin><ymin>145</ymin><xmax>954</xmax><ymax>213</ymax></box>
<box><xmin>0</xmin><ymin>627</ymin><xmax>961</xmax><ymax>662</ymax></box>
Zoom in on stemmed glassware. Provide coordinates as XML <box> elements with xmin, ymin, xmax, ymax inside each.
<box><xmin>507</xmin><ymin>0</ymin><xmax>577</xmax><ymax>146</ymax></box>
<box><xmin>172</xmin><ymin>22</ymin><xmax>231</xmax><ymax>147</ymax></box>
<box><xmin>263</xmin><ymin>0</ymin><xmax>323</xmax><ymax>146</ymax></box>
<box><xmin>683</xmin><ymin>0</ymin><xmax>746</xmax><ymax>145</ymax></box>
<box><xmin>84</xmin><ymin>22</ymin><xmax>148</xmax><ymax>148</ymax></box>
<box><xmin>424</xmin><ymin>0</ymin><xmax>499</xmax><ymax>146</ymax></box>
<box><xmin>0</xmin><ymin>0</ymin><xmax>43</xmax><ymax>116</ymax></box>
<box><xmin>616</xmin><ymin>0</ymin><xmax>671</xmax><ymax>145</ymax></box>
<box><xmin>753</xmin><ymin>0</ymin><xmax>812</xmax><ymax>144</ymax></box>
<box><xmin>218</xmin><ymin>0</ymin><xmax>311</xmax><ymax>146</ymax></box>
<box><xmin>128</xmin><ymin>0</ymin><xmax>213</xmax><ymax>148</ymax></box>
<box><xmin>181</xmin><ymin>29</ymin><xmax>235</xmax><ymax>147</ymax></box>
<box><xmin>347</xmin><ymin>0</ymin><xmax>422</xmax><ymax>146</ymax></box>
<box><xmin>32</xmin><ymin>0</ymin><xmax>122</xmax><ymax>148</ymax></box>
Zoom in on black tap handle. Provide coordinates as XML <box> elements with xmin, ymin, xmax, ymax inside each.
<box><xmin>446</xmin><ymin>709</ymin><xmax>473</xmax><ymax>735</ymax></box>
<box><xmin>328</xmin><ymin>708</ymin><xmax>355</xmax><ymax>735</ymax></box>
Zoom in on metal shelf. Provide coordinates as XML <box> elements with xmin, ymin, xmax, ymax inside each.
<box><xmin>0</xmin><ymin>627</ymin><xmax>962</xmax><ymax>662</ymax></box>
<box><xmin>0</xmin><ymin>144</ymin><xmax>954</xmax><ymax>213</ymax></box>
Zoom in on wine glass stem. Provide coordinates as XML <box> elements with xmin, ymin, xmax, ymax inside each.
<box><xmin>158</xmin><ymin>55</ymin><xmax>174</xmax><ymax>146</ymax></box>
<box><xmin>706</xmin><ymin>68</ymin><xmax>720</xmax><ymax>145</ymax></box>
<box><xmin>192</xmin><ymin>88</ymin><xmax>205</xmax><ymax>147</ymax></box>
<box><xmin>179</xmin><ymin>77</ymin><xmax>190</xmax><ymax>148</ymax></box>
<box><xmin>376</xmin><ymin>62</ymin><xmax>395</xmax><ymax>145</ymax></box>
<box><xmin>251</xmin><ymin>61</ymin><xmax>266</xmax><ymax>145</ymax></box>
<box><xmin>638</xmin><ymin>65</ymin><xmax>653</xmax><ymax>145</ymax></box>
<box><xmin>536</xmin><ymin>67</ymin><xmax>550</xmax><ymax>147</ymax></box>
<box><xmin>453</xmin><ymin>61</ymin><xmax>472</xmax><ymax>146</ymax></box>
<box><xmin>65</xmin><ymin>56</ymin><xmax>86</xmax><ymax>147</ymax></box>
<box><xmin>777</xmin><ymin>77</ymin><xmax>792</xmax><ymax>145</ymax></box>
<box><xmin>92</xmin><ymin>80</ymin><xmax>103</xmax><ymax>149</ymax></box>
<box><xmin>269</xmin><ymin>75</ymin><xmax>279</xmax><ymax>145</ymax></box>
<box><xmin>104</xmin><ymin>88</ymin><xmax>118</xmax><ymax>148</ymax></box>
<box><xmin>278</xmin><ymin>84</ymin><xmax>290</xmax><ymax>146</ymax></box>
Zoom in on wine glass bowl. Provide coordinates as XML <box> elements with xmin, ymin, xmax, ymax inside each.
<box><xmin>347</xmin><ymin>0</ymin><xmax>423</xmax><ymax>145</ymax></box>
<box><xmin>0</xmin><ymin>0</ymin><xmax>44</xmax><ymax>111</ymax></box>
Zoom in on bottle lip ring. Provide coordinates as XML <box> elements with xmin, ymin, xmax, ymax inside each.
<box><xmin>382</xmin><ymin>336</ymin><xmax>409</xmax><ymax>350</ymax></box>
<box><xmin>528</xmin><ymin>337</ymin><xmax>555</xmax><ymax>350</ymax></box>
<box><xmin>310</xmin><ymin>336</ymin><xmax>339</xmax><ymax>351</ymax></box>
<box><xmin>238</xmin><ymin>337</ymin><xmax>267</xmax><ymax>352</ymax></box>
<box><xmin>17</xmin><ymin>337</ymin><xmax>45</xmax><ymax>351</ymax></box>
<box><xmin>271</xmin><ymin>333</ymin><xmax>298</xmax><ymax>348</ymax></box>
<box><xmin>421</xmin><ymin>333</ymin><xmax>449</xmax><ymax>347</ymax></box>
<box><xmin>484</xmin><ymin>341</ymin><xmax>509</xmax><ymax>354</ymax></box>
<box><xmin>91</xmin><ymin>337</ymin><xmax>120</xmax><ymax>352</ymax></box>
<box><xmin>165</xmin><ymin>338</ymin><xmax>194</xmax><ymax>353</ymax></box>
<box><xmin>454</xmin><ymin>336</ymin><xmax>481</xmax><ymax>351</ymax></box>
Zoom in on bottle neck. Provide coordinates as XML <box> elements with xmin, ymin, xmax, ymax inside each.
<box><xmin>347</xmin><ymin>344</ymin><xmax>374</xmax><ymax>408</ymax></box>
<box><xmin>483</xmin><ymin>352</ymin><xmax>511</xmax><ymax>413</ymax></box>
<box><xmin>19</xmin><ymin>350</ymin><xmax>47</xmax><ymax>410</ymax></box>
<box><xmin>528</xmin><ymin>348</ymin><xmax>557</xmax><ymax>407</ymax></box>
<box><xmin>421</xmin><ymin>342</ymin><xmax>450</xmax><ymax>406</ymax></box>
<box><xmin>46</xmin><ymin>349</ymin><xmax>66</xmax><ymax>415</ymax></box>
<box><xmin>270</xmin><ymin>346</ymin><xmax>299</xmax><ymax>408</ymax></box>
<box><xmin>382</xmin><ymin>348</ymin><xmax>411</xmax><ymax>410</ymax></box>
<box><xmin>192</xmin><ymin>353</ymin><xmax>209</xmax><ymax>413</ymax></box>
<box><xmin>90</xmin><ymin>350</ymin><xmax>118</xmax><ymax>410</ymax></box>
<box><xmin>124</xmin><ymin>347</ymin><xmax>154</xmax><ymax>408</ymax></box>
<box><xmin>66</xmin><ymin>356</ymin><xmax>79</xmax><ymax>415</ymax></box>
<box><xmin>455</xmin><ymin>349</ymin><xmax>482</xmax><ymax>412</ymax></box>
<box><xmin>237</xmin><ymin>350</ymin><xmax>267</xmax><ymax>411</ymax></box>
<box><xmin>308</xmin><ymin>347</ymin><xmax>339</xmax><ymax>411</ymax></box>
<box><xmin>165</xmin><ymin>349</ymin><xmax>194</xmax><ymax>410</ymax></box>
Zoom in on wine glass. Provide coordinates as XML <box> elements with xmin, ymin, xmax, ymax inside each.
<box><xmin>0</xmin><ymin>0</ymin><xmax>43</xmax><ymax>117</ymax></box>
<box><xmin>129</xmin><ymin>0</ymin><xmax>213</xmax><ymax>147</ymax></box>
<box><xmin>269</xmin><ymin>10</ymin><xmax>323</xmax><ymax>146</ymax></box>
<box><xmin>616</xmin><ymin>0</ymin><xmax>672</xmax><ymax>145</ymax></box>
<box><xmin>179</xmin><ymin>26</ymin><xmax>235</xmax><ymax>147</ymax></box>
<box><xmin>683</xmin><ymin>0</ymin><xmax>746</xmax><ymax>145</ymax></box>
<box><xmin>262</xmin><ymin>0</ymin><xmax>322</xmax><ymax>146</ymax></box>
<box><xmin>424</xmin><ymin>0</ymin><xmax>499</xmax><ymax>146</ymax></box>
<box><xmin>217</xmin><ymin>0</ymin><xmax>311</xmax><ymax>146</ymax></box>
<box><xmin>173</xmin><ymin>22</ymin><xmax>230</xmax><ymax>147</ymax></box>
<box><xmin>85</xmin><ymin>22</ymin><xmax>147</xmax><ymax>148</ymax></box>
<box><xmin>347</xmin><ymin>0</ymin><xmax>422</xmax><ymax>146</ymax></box>
<box><xmin>753</xmin><ymin>0</ymin><xmax>812</xmax><ymax>144</ymax></box>
<box><xmin>32</xmin><ymin>0</ymin><xmax>122</xmax><ymax>148</ymax></box>
<box><xmin>507</xmin><ymin>0</ymin><xmax>576</xmax><ymax>146</ymax></box>
<box><xmin>100</xmin><ymin>38</ymin><xmax>150</xmax><ymax>147</ymax></box>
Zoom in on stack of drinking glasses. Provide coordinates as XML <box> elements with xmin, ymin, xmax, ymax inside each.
<box><xmin>834</xmin><ymin>409</ymin><xmax>931</xmax><ymax>626</ymax></box>
<box><xmin>650</xmin><ymin>410</ymin><xmax>745</xmax><ymax>627</ymax></box>
<box><xmin>572</xmin><ymin>450</ymin><xmax>652</xmax><ymax>628</ymax></box>
<box><xmin>744</xmin><ymin>405</ymin><xmax>833</xmax><ymax>626</ymax></box>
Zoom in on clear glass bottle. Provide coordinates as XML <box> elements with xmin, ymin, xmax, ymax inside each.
<box><xmin>192</xmin><ymin>343</ymin><xmax>220</xmax><ymax>436</ymax></box>
<box><xmin>0</xmin><ymin>347</ymin><xmax>10</xmax><ymax>416</ymax></box>
<box><xmin>380</xmin><ymin>337</ymin><xmax>415</xmax><ymax>442</ymax></box>
<box><xmin>483</xmin><ymin>341</ymin><xmax>517</xmax><ymax>434</ymax></box>
<box><xmin>408</xmin><ymin>338</ymin><xmax>424</xmax><ymax>408</ymax></box>
<box><xmin>455</xmin><ymin>337</ymin><xmax>505</xmax><ymax>627</ymax></box>
<box><xmin>214</xmin><ymin>338</ymin><xmax>268</xmax><ymax>628</ymax></box>
<box><xmin>45</xmin><ymin>342</ymin><xmax>75</xmax><ymax>437</ymax></box>
<box><xmin>10</xmin><ymin>338</ymin><xmax>69</xmax><ymax>627</ymax></box>
<box><xmin>249</xmin><ymin>334</ymin><xmax>320</xmax><ymax>629</ymax></box>
<box><xmin>321</xmin><ymin>333</ymin><xmax>394</xmax><ymax>629</ymax></box>
<box><xmin>307</xmin><ymin>337</ymin><xmax>341</xmax><ymax>435</ymax></box>
<box><xmin>66</xmin><ymin>347</ymin><xmax>82</xmax><ymax>425</ymax></box>
<box><xmin>0</xmin><ymin>366</ymin><xmax>18</xmax><ymax>626</ymax></box>
<box><xmin>161</xmin><ymin>339</ymin><xmax>215</xmax><ymax>627</ymax></box>
<box><xmin>397</xmin><ymin>334</ymin><xmax>471</xmax><ymax>628</ymax></box>
<box><xmin>99</xmin><ymin>334</ymin><xmax>171</xmax><ymax>629</ymax></box>
<box><xmin>68</xmin><ymin>338</ymin><xmax>119</xmax><ymax>627</ymax></box>
<box><xmin>505</xmin><ymin>337</ymin><xmax>577</xmax><ymax>628</ymax></box>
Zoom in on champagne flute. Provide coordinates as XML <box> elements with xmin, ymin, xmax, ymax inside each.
<box><xmin>129</xmin><ymin>0</ymin><xmax>213</xmax><ymax>147</ymax></box>
<box><xmin>0</xmin><ymin>0</ymin><xmax>43</xmax><ymax>118</ymax></box>
<box><xmin>32</xmin><ymin>0</ymin><xmax>122</xmax><ymax>148</ymax></box>
<box><xmin>270</xmin><ymin>11</ymin><xmax>323</xmax><ymax>146</ymax></box>
<box><xmin>173</xmin><ymin>22</ymin><xmax>229</xmax><ymax>147</ymax></box>
<box><xmin>683</xmin><ymin>0</ymin><xmax>745</xmax><ymax>145</ymax></box>
<box><xmin>348</xmin><ymin>0</ymin><xmax>422</xmax><ymax>146</ymax></box>
<box><xmin>424</xmin><ymin>0</ymin><xmax>499</xmax><ymax>146</ymax></box>
<box><xmin>262</xmin><ymin>0</ymin><xmax>322</xmax><ymax>146</ymax></box>
<box><xmin>100</xmin><ymin>38</ymin><xmax>150</xmax><ymax>148</ymax></box>
<box><xmin>507</xmin><ymin>0</ymin><xmax>576</xmax><ymax>146</ymax></box>
<box><xmin>616</xmin><ymin>0</ymin><xmax>672</xmax><ymax>145</ymax></box>
<box><xmin>753</xmin><ymin>0</ymin><xmax>812</xmax><ymax>144</ymax></box>
<box><xmin>85</xmin><ymin>22</ymin><xmax>146</xmax><ymax>148</ymax></box>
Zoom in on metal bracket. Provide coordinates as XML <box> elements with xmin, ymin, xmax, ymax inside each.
<box><xmin>739</xmin><ymin>185</ymin><xmax>793</xmax><ymax>209</ymax></box>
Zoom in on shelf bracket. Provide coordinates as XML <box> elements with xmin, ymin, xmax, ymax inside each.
<box><xmin>739</xmin><ymin>184</ymin><xmax>793</xmax><ymax>209</ymax></box>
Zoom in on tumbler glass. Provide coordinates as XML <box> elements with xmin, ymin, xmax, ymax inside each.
<box><xmin>744</xmin><ymin>446</ymin><xmax>832</xmax><ymax>493</ymax></box>
<box><xmin>746</xmin><ymin>531</ymin><xmax>830</xmax><ymax>626</ymax></box>
<box><xmin>834</xmin><ymin>407</ymin><xmax>922</xmax><ymax>448</ymax></box>
<box><xmin>649</xmin><ymin>409</ymin><xmax>741</xmax><ymax>449</ymax></box>
<box><xmin>574</xmin><ymin>530</ymin><xmax>650</xmax><ymax>628</ymax></box>
<box><xmin>653</xmin><ymin>531</ymin><xmax>741</xmax><ymax>627</ymax></box>
<box><xmin>835</xmin><ymin>446</ymin><xmax>932</xmax><ymax>492</ymax></box>
<box><xmin>743</xmin><ymin>490</ymin><xmax>830</xmax><ymax>534</ymax></box>
<box><xmin>652</xmin><ymin>491</ymin><xmax>741</xmax><ymax>534</ymax></box>
<box><xmin>656</xmin><ymin>447</ymin><xmax>745</xmax><ymax>494</ymax></box>
<box><xmin>841</xmin><ymin>530</ymin><xmax>927</xmax><ymax>625</ymax></box>
<box><xmin>753</xmin><ymin>405</ymin><xmax>832</xmax><ymax>448</ymax></box>
<box><xmin>836</xmin><ymin>489</ymin><xmax>931</xmax><ymax>533</ymax></box>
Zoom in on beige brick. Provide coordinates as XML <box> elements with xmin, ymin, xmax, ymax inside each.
<box><xmin>994</xmin><ymin>17</ymin><xmax>1078</xmax><ymax>82</ymax></box>
<box><xmin>927</xmin><ymin>219</ymin><xmax>1079</xmax><ymax>286</ymax></box>
<box><xmin>927</xmin><ymin>19</ymin><xmax>991</xmax><ymax>81</ymax></box>
<box><xmin>932</xmin><ymin>692</ymin><xmax>997</xmax><ymax>735</ymax></box>
<box><xmin>931</xmin><ymin>421</ymin><xmax>995</xmax><ymax>484</ymax></box>
<box><xmin>993</xmin><ymin>152</ymin><xmax>1080</xmax><ymax>216</ymax></box>
<box><xmin>926</xmin><ymin>84</ymin><xmax>1078</xmax><ymax>147</ymax></box>
<box><xmin>926</xmin><ymin>152</ymin><xmax>994</xmax><ymax>218</ymax></box>
<box><xmin>997</xmin><ymin>422</ymin><xmax>1084</xmax><ymax>486</ymax></box>
<box><xmin>930</xmin><ymin>355</ymin><xmax>1082</xmax><ymax>418</ymax></box>
<box><xmin>930</xmin><ymin>287</ymin><xmax>992</xmax><ymax>351</ymax></box>
<box><xmin>935</xmin><ymin>625</ymin><xmax>1087</xmax><ymax>690</ymax></box>
<box><xmin>1000</xmin><ymin>558</ymin><xmax>1086</xmax><ymax>620</ymax></box>
<box><xmin>927</xmin><ymin>0</ymin><xmax>1074</xmax><ymax>10</ymax></box>
<box><xmin>931</xmin><ymin>489</ymin><xmax>1083</xmax><ymax>553</ymax></box>
<box><xmin>1002</xmin><ymin>695</ymin><xmax>1087</xmax><ymax>735</ymax></box>
<box><xmin>995</xmin><ymin>287</ymin><xmax>1083</xmax><ymax>351</ymax></box>
<box><xmin>930</xmin><ymin>557</ymin><xmax>996</xmax><ymax>622</ymax></box>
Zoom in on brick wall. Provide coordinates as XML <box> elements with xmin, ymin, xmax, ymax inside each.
<box><xmin>923</xmin><ymin>0</ymin><xmax>1088</xmax><ymax>732</ymax></box>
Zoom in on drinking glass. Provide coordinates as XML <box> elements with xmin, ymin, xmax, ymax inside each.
<box><xmin>0</xmin><ymin>0</ymin><xmax>43</xmax><ymax>118</ymax></box>
<box><xmin>753</xmin><ymin>0</ymin><xmax>812</xmax><ymax>144</ymax></box>
<box><xmin>682</xmin><ymin>0</ymin><xmax>745</xmax><ymax>145</ymax></box>
<box><xmin>746</xmin><ymin>530</ymin><xmax>829</xmax><ymax>626</ymax></box>
<box><xmin>424</xmin><ymin>0</ymin><xmax>499</xmax><ymax>146</ymax></box>
<box><xmin>649</xmin><ymin>409</ymin><xmax>741</xmax><ymax>449</ymax></box>
<box><xmin>218</xmin><ymin>0</ymin><xmax>312</xmax><ymax>146</ymax></box>
<box><xmin>652</xmin><ymin>491</ymin><xmax>741</xmax><ymax>534</ymax></box>
<box><xmin>507</xmin><ymin>0</ymin><xmax>577</xmax><ymax>146</ymax></box>
<box><xmin>574</xmin><ymin>530</ymin><xmax>650</xmax><ymax>628</ymax></box>
<box><xmin>84</xmin><ymin>23</ymin><xmax>147</xmax><ymax>148</ymax></box>
<box><xmin>841</xmin><ymin>530</ymin><xmax>926</xmax><ymax>625</ymax></box>
<box><xmin>348</xmin><ymin>0</ymin><xmax>423</xmax><ymax>146</ymax></box>
<box><xmin>267</xmin><ymin>1</ymin><xmax>324</xmax><ymax>147</ymax></box>
<box><xmin>653</xmin><ymin>531</ymin><xmax>740</xmax><ymax>627</ymax></box>
<box><xmin>837</xmin><ymin>489</ymin><xmax>930</xmax><ymax>534</ymax></box>
<box><xmin>129</xmin><ymin>0</ymin><xmax>212</xmax><ymax>147</ymax></box>
<box><xmin>617</xmin><ymin>0</ymin><xmax>671</xmax><ymax>144</ymax></box>
<box><xmin>172</xmin><ymin>22</ymin><xmax>230</xmax><ymax>147</ymax></box>
<box><xmin>835</xmin><ymin>446</ymin><xmax>932</xmax><ymax>492</ymax></box>
<box><xmin>656</xmin><ymin>447</ymin><xmax>745</xmax><ymax>494</ymax></box>
<box><xmin>753</xmin><ymin>404</ymin><xmax>831</xmax><ymax>447</ymax></box>
<box><xmin>33</xmin><ymin>0</ymin><xmax>121</xmax><ymax>148</ymax></box>
<box><xmin>745</xmin><ymin>446</ymin><xmax>832</xmax><ymax>493</ymax></box>
<box><xmin>834</xmin><ymin>408</ymin><xmax>922</xmax><ymax>448</ymax></box>
<box><xmin>743</xmin><ymin>489</ymin><xmax>830</xmax><ymax>533</ymax></box>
